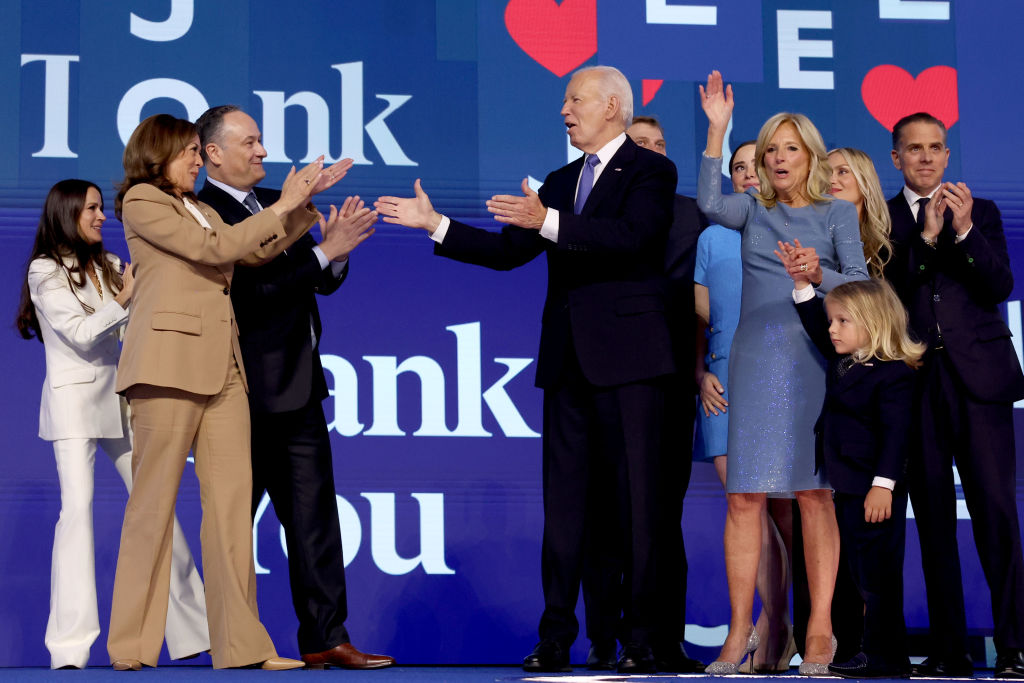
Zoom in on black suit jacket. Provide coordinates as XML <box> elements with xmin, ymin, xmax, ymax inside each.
<box><xmin>885</xmin><ymin>191</ymin><xmax>1024</xmax><ymax>403</ymax></box>
<box><xmin>796</xmin><ymin>297</ymin><xmax>915</xmax><ymax>495</ymax></box>
<box><xmin>665</xmin><ymin>194</ymin><xmax>708</xmax><ymax>380</ymax></box>
<box><xmin>197</xmin><ymin>181</ymin><xmax>346</xmax><ymax>412</ymax></box>
<box><xmin>436</xmin><ymin>136</ymin><xmax>678</xmax><ymax>388</ymax></box>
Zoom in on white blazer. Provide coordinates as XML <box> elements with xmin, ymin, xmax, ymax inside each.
<box><xmin>28</xmin><ymin>255</ymin><xmax>130</xmax><ymax>440</ymax></box>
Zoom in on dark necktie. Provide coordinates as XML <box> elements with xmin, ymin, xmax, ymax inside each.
<box><xmin>573</xmin><ymin>154</ymin><xmax>601</xmax><ymax>215</ymax></box>
<box><xmin>915</xmin><ymin>196</ymin><xmax>929</xmax><ymax>229</ymax></box>
<box><xmin>242</xmin><ymin>191</ymin><xmax>260</xmax><ymax>215</ymax></box>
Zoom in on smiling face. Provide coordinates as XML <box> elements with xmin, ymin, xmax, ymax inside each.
<box><xmin>828</xmin><ymin>151</ymin><xmax>864</xmax><ymax>216</ymax></box>
<box><xmin>205</xmin><ymin>110</ymin><xmax>267</xmax><ymax>191</ymax></box>
<box><xmin>763</xmin><ymin>122</ymin><xmax>810</xmax><ymax>204</ymax></box>
<box><xmin>826</xmin><ymin>299</ymin><xmax>870</xmax><ymax>356</ymax></box>
<box><xmin>627</xmin><ymin>121</ymin><xmax>666</xmax><ymax>156</ymax></box>
<box><xmin>891</xmin><ymin>121</ymin><xmax>949</xmax><ymax>196</ymax></box>
<box><xmin>561</xmin><ymin>71</ymin><xmax>621</xmax><ymax>154</ymax></box>
<box><xmin>165</xmin><ymin>135</ymin><xmax>204</xmax><ymax>195</ymax></box>
<box><xmin>76</xmin><ymin>186</ymin><xmax>105</xmax><ymax>245</ymax></box>
<box><xmin>730</xmin><ymin>143</ymin><xmax>759</xmax><ymax>193</ymax></box>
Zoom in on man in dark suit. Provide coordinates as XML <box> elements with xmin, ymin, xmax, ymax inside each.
<box><xmin>578</xmin><ymin>115</ymin><xmax>707</xmax><ymax>672</ymax></box>
<box><xmin>195</xmin><ymin>105</ymin><xmax>393</xmax><ymax>670</ymax></box>
<box><xmin>374</xmin><ymin>66</ymin><xmax>677</xmax><ymax>674</ymax></box>
<box><xmin>885</xmin><ymin>111</ymin><xmax>1024</xmax><ymax>679</ymax></box>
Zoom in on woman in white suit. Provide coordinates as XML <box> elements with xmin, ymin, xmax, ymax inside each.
<box><xmin>16</xmin><ymin>179</ymin><xmax>210</xmax><ymax>669</ymax></box>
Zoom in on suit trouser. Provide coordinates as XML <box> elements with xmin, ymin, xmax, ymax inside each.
<box><xmin>834</xmin><ymin>490</ymin><xmax>908</xmax><ymax>664</ymax></box>
<box><xmin>250</xmin><ymin>395</ymin><xmax>349</xmax><ymax>654</ymax></box>
<box><xmin>539</xmin><ymin>355</ymin><xmax>665</xmax><ymax>647</ymax></box>
<box><xmin>48</xmin><ymin>429</ymin><xmax>208</xmax><ymax>668</ymax></box>
<box><xmin>108</xmin><ymin>363</ymin><xmax>276</xmax><ymax>669</ymax></box>
<box><xmin>581</xmin><ymin>380</ymin><xmax>692</xmax><ymax>649</ymax></box>
<box><xmin>909</xmin><ymin>349</ymin><xmax>1024</xmax><ymax>654</ymax></box>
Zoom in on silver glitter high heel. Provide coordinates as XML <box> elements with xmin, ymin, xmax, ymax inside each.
<box><xmin>798</xmin><ymin>634</ymin><xmax>838</xmax><ymax>676</ymax></box>
<box><xmin>705</xmin><ymin>626</ymin><xmax>760</xmax><ymax>675</ymax></box>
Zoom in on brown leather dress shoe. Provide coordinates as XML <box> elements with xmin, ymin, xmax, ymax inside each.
<box><xmin>260</xmin><ymin>657</ymin><xmax>305</xmax><ymax>670</ymax></box>
<box><xmin>301</xmin><ymin>642</ymin><xmax>395</xmax><ymax>670</ymax></box>
<box><xmin>111</xmin><ymin>659</ymin><xmax>142</xmax><ymax>671</ymax></box>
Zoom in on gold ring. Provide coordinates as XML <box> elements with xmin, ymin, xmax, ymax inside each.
<box><xmin>800</xmin><ymin>264</ymin><xmax>808</xmax><ymax>272</ymax></box>
<box><xmin>304</xmin><ymin>179</ymin><xmax>311</xmax><ymax>185</ymax></box>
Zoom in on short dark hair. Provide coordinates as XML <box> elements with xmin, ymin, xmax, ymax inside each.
<box><xmin>892</xmin><ymin>112</ymin><xmax>946</xmax><ymax>150</ymax></box>
<box><xmin>631</xmin><ymin>115</ymin><xmax>663</xmax><ymax>135</ymax></box>
<box><xmin>729</xmin><ymin>140</ymin><xmax>758</xmax><ymax>174</ymax></box>
<box><xmin>195</xmin><ymin>105</ymin><xmax>242</xmax><ymax>162</ymax></box>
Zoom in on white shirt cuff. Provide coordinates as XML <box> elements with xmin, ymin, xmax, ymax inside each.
<box><xmin>312</xmin><ymin>245</ymin><xmax>330</xmax><ymax>269</ymax></box>
<box><xmin>539</xmin><ymin>208</ymin><xmax>558</xmax><ymax>242</ymax></box>
<box><xmin>955</xmin><ymin>224</ymin><xmax>973</xmax><ymax>242</ymax></box>
<box><xmin>871</xmin><ymin>476</ymin><xmax>896</xmax><ymax>491</ymax></box>
<box><xmin>430</xmin><ymin>215</ymin><xmax>451</xmax><ymax>243</ymax></box>
<box><xmin>792</xmin><ymin>285</ymin><xmax>816</xmax><ymax>303</ymax></box>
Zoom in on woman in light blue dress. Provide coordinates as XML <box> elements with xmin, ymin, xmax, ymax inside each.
<box><xmin>697</xmin><ymin>71</ymin><xmax>868</xmax><ymax>675</ymax></box>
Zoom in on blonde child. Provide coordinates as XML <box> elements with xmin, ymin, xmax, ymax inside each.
<box><xmin>777</xmin><ymin>242</ymin><xmax>925</xmax><ymax>678</ymax></box>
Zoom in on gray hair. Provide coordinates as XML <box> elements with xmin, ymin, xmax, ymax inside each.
<box><xmin>572</xmin><ymin>65</ymin><xmax>633</xmax><ymax>128</ymax></box>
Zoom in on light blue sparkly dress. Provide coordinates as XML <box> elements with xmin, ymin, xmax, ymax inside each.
<box><xmin>697</xmin><ymin>154</ymin><xmax>868</xmax><ymax>493</ymax></box>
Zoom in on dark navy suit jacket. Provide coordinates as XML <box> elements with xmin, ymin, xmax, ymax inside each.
<box><xmin>436</xmin><ymin>135</ymin><xmax>678</xmax><ymax>389</ymax></box>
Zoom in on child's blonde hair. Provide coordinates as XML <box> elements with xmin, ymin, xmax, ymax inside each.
<box><xmin>825</xmin><ymin>279</ymin><xmax>926</xmax><ymax>368</ymax></box>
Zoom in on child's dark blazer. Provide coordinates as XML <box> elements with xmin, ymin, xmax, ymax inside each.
<box><xmin>795</xmin><ymin>297</ymin><xmax>917</xmax><ymax>495</ymax></box>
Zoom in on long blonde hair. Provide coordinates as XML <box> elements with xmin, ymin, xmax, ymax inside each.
<box><xmin>754</xmin><ymin>112</ymin><xmax>832</xmax><ymax>208</ymax></box>
<box><xmin>825</xmin><ymin>279</ymin><xmax>925</xmax><ymax>368</ymax></box>
<box><xmin>828</xmin><ymin>147</ymin><xmax>892</xmax><ymax>279</ymax></box>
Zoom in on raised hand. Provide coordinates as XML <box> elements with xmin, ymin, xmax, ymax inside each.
<box><xmin>485</xmin><ymin>178</ymin><xmax>547</xmax><ymax>230</ymax></box>
<box><xmin>310</xmin><ymin>158</ymin><xmax>355</xmax><ymax>196</ymax></box>
<box><xmin>115</xmin><ymin>261</ymin><xmax>135</xmax><ymax>306</ymax></box>
<box><xmin>374</xmin><ymin>179</ymin><xmax>443</xmax><ymax>232</ymax></box>
<box><xmin>319</xmin><ymin>197</ymin><xmax>377</xmax><ymax>261</ymax></box>
<box><xmin>699</xmin><ymin>70</ymin><xmax>734</xmax><ymax>132</ymax></box>
<box><xmin>276</xmin><ymin>157</ymin><xmax>326</xmax><ymax>214</ymax></box>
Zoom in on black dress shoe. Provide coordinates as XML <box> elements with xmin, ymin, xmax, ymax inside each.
<box><xmin>996</xmin><ymin>650</ymin><xmax>1024</xmax><ymax>679</ymax></box>
<box><xmin>522</xmin><ymin>640</ymin><xmax>571</xmax><ymax>673</ymax></box>
<box><xmin>617</xmin><ymin>642</ymin><xmax>656</xmax><ymax>674</ymax></box>
<box><xmin>586</xmin><ymin>641</ymin><xmax>617</xmax><ymax>671</ymax></box>
<box><xmin>829</xmin><ymin>652</ymin><xmax>911</xmax><ymax>679</ymax></box>
<box><xmin>654</xmin><ymin>642</ymin><xmax>705</xmax><ymax>673</ymax></box>
<box><xmin>911</xmin><ymin>654</ymin><xmax>974</xmax><ymax>678</ymax></box>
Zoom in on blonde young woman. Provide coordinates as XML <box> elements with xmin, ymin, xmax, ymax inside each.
<box><xmin>827</xmin><ymin>147</ymin><xmax>893</xmax><ymax>279</ymax></box>
<box><xmin>696</xmin><ymin>71</ymin><xmax>868</xmax><ymax>675</ymax></box>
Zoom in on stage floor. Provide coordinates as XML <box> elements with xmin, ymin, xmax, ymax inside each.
<box><xmin>0</xmin><ymin>667</ymin><xmax>994</xmax><ymax>681</ymax></box>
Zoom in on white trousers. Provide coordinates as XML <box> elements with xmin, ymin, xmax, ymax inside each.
<box><xmin>46</xmin><ymin>429</ymin><xmax>210</xmax><ymax>669</ymax></box>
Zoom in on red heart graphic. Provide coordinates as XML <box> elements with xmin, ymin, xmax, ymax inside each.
<box><xmin>504</xmin><ymin>0</ymin><xmax>597</xmax><ymax>78</ymax></box>
<box><xmin>861</xmin><ymin>65</ymin><xmax>959</xmax><ymax>132</ymax></box>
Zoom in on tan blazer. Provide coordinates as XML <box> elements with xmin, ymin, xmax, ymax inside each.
<box><xmin>116</xmin><ymin>183</ymin><xmax>316</xmax><ymax>396</ymax></box>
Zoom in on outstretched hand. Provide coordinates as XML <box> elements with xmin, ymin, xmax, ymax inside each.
<box><xmin>374</xmin><ymin>179</ymin><xmax>443</xmax><ymax>232</ymax></box>
<box><xmin>486</xmin><ymin>178</ymin><xmax>547</xmax><ymax>230</ymax></box>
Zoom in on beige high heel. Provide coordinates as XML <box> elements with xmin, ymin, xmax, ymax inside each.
<box><xmin>798</xmin><ymin>634</ymin><xmax>837</xmax><ymax>676</ymax></box>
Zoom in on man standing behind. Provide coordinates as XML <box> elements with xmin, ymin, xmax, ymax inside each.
<box><xmin>195</xmin><ymin>105</ymin><xmax>392</xmax><ymax>670</ymax></box>
<box><xmin>375</xmin><ymin>65</ymin><xmax>677</xmax><ymax>674</ymax></box>
<box><xmin>885</xmin><ymin>111</ymin><xmax>1024</xmax><ymax>679</ymax></box>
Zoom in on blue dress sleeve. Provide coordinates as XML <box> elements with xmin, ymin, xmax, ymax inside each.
<box><xmin>694</xmin><ymin>229</ymin><xmax>712</xmax><ymax>285</ymax></box>
<box><xmin>817</xmin><ymin>198</ymin><xmax>869</xmax><ymax>292</ymax></box>
<box><xmin>697</xmin><ymin>154</ymin><xmax>753</xmax><ymax>230</ymax></box>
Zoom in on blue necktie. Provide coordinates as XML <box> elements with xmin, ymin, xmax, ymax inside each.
<box><xmin>574</xmin><ymin>154</ymin><xmax>601</xmax><ymax>215</ymax></box>
<box><xmin>242</xmin><ymin>191</ymin><xmax>261</xmax><ymax>214</ymax></box>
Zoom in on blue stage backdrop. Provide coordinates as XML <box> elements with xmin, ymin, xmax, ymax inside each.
<box><xmin>1</xmin><ymin>0</ymin><xmax>1022</xmax><ymax>667</ymax></box>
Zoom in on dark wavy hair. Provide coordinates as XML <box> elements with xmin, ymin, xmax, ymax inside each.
<box><xmin>115</xmin><ymin>113</ymin><xmax>198</xmax><ymax>219</ymax></box>
<box><xmin>16</xmin><ymin>179</ymin><xmax>124</xmax><ymax>341</ymax></box>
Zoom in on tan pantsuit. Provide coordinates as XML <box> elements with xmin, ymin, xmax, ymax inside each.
<box><xmin>108</xmin><ymin>183</ymin><xmax>316</xmax><ymax>668</ymax></box>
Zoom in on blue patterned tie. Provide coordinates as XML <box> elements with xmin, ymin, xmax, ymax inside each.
<box><xmin>242</xmin><ymin>191</ymin><xmax>261</xmax><ymax>214</ymax></box>
<box><xmin>573</xmin><ymin>154</ymin><xmax>601</xmax><ymax>214</ymax></box>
